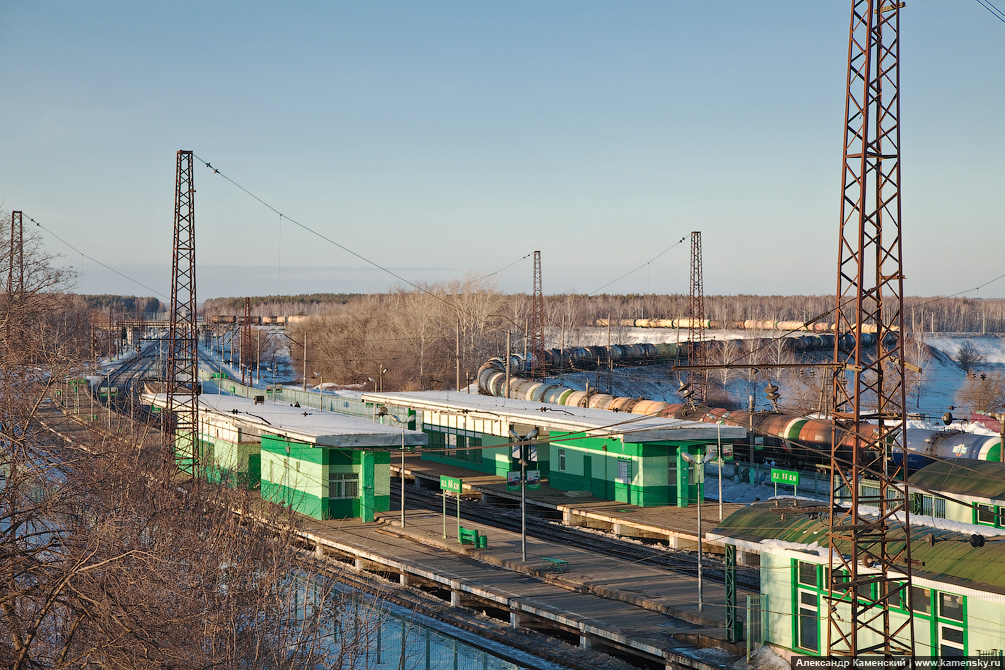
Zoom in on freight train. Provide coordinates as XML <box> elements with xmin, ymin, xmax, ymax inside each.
<box><xmin>596</xmin><ymin>318</ymin><xmax>888</xmax><ymax>333</ymax></box>
<box><xmin>476</xmin><ymin>337</ymin><xmax>1000</xmax><ymax>469</ymax></box>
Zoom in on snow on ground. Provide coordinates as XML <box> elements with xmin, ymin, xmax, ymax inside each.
<box><xmin>732</xmin><ymin>645</ymin><xmax>789</xmax><ymax>670</ymax></box>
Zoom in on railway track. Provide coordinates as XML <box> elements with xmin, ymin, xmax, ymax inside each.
<box><xmin>394</xmin><ymin>480</ymin><xmax>760</xmax><ymax>591</ymax></box>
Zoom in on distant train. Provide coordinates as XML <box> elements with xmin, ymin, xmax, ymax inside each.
<box><xmin>596</xmin><ymin>318</ymin><xmax>891</xmax><ymax>334</ymax></box>
<box><xmin>476</xmin><ymin>335</ymin><xmax>999</xmax><ymax>469</ymax></box>
<box><xmin>208</xmin><ymin>315</ymin><xmax>289</xmax><ymax>325</ymax></box>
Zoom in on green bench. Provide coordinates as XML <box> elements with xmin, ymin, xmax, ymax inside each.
<box><xmin>458</xmin><ymin>526</ymin><xmax>488</xmax><ymax>549</ymax></box>
<box><xmin>542</xmin><ymin>557</ymin><xmax>569</xmax><ymax>573</ymax></box>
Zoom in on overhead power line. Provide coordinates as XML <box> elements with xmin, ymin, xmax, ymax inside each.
<box><xmin>590</xmin><ymin>235</ymin><xmax>687</xmax><ymax>296</ymax></box>
<box><xmin>975</xmin><ymin>0</ymin><xmax>1005</xmax><ymax>24</ymax></box>
<box><xmin>24</xmin><ymin>214</ymin><xmax>169</xmax><ymax>300</ymax></box>
<box><xmin>194</xmin><ymin>155</ymin><xmax>529</xmax><ymax>322</ymax></box>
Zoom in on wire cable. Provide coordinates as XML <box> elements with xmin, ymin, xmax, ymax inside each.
<box><xmin>975</xmin><ymin>0</ymin><xmax>1005</xmax><ymax>24</ymax></box>
<box><xmin>589</xmin><ymin>235</ymin><xmax>687</xmax><ymax>296</ymax></box>
<box><xmin>194</xmin><ymin>155</ymin><xmax>507</xmax><ymax>322</ymax></box>
<box><xmin>23</xmin><ymin>213</ymin><xmax>169</xmax><ymax>300</ymax></box>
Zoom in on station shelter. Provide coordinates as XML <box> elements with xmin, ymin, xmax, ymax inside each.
<box><xmin>857</xmin><ymin>458</ymin><xmax>1005</xmax><ymax>529</ymax></box>
<box><xmin>363</xmin><ymin>391</ymin><xmax>746</xmax><ymax>507</ymax></box>
<box><xmin>145</xmin><ymin>392</ymin><xmax>427</xmax><ymax>521</ymax></box>
<box><xmin>710</xmin><ymin>500</ymin><xmax>1005</xmax><ymax>659</ymax></box>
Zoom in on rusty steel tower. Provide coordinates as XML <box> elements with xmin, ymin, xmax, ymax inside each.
<box><xmin>530</xmin><ymin>250</ymin><xmax>546</xmax><ymax>379</ymax></box>
<box><xmin>826</xmin><ymin>0</ymin><xmax>914</xmax><ymax>658</ymax></box>
<box><xmin>7</xmin><ymin>210</ymin><xmax>23</xmax><ymax>299</ymax></box>
<box><xmin>687</xmin><ymin>231</ymin><xmax>706</xmax><ymax>404</ymax></box>
<box><xmin>165</xmin><ymin>150</ymin><xmax>200</xmax><ymax>473</ymax></box>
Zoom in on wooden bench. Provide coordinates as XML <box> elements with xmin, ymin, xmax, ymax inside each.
<box><xmin>459</xmin><ymin>526</ymin><xmax>479</xmax><ymax>546</ymax></box>
<box><xmin>542</xmin><ymin>557</ymin><xmax>569</xmax><ymax>573</ymax></box>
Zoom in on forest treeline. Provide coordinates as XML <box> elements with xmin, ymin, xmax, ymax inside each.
<box><xmin>204</xmin><ymin>293</ymin><xmax>362</xmax><ymax>317</ymax></box>
<box><xmin>80</xmin><ymin>294</ymin><xmax>163</xmax><ymax>314</ymax></box>
<box><xmin>276</xmin><ymin>281</ymin><xmax>998</xmax><ymax>396</ymax></box>
<box><xmin>217</xmin><ymin>291</ymin><xmax>1005</xmax><ymax>334</ymax></box>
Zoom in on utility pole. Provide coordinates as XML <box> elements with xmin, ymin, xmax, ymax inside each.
<box><xmin>165</xmin><ymin>150</ymin><xmax>199</xmax><ymax>477</ymax></box>
<box><xmin>827</xmin><ymin>1</ymin><xmax>914</xmax><ymax>658</ymax></box>
<box><xmin>241</xmin><ymin>297</ymin><xmax>251</xmax><ymax>386</ymax></box>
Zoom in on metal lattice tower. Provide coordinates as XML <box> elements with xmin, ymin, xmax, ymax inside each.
<box><xmin>241</xmin><ymin>297</ymin><xmax>252</xmax><ymax>386</ymax></box>
<box><xmin>530</xmin><ymin>250</ymin><xmax>546</xmax><ymax>379</ymax></box>
<box><xmin>165</xmin><ymin>150</ymin><xmax>200</xmax><ymax>473</ymax></box>
<box><xmin>688</xmin><ymin>232</ymin><xmax>706</xmax><ymax>404</ymax></box>
<box><xmin>7</xmin><ymin>210</ymin><xmax>23</xmax><ymax>298</ymax></box>
<box><xmin>827</xmin><ymin>1</ymin><xmax>913</xmax><ymax>658</ymax></box>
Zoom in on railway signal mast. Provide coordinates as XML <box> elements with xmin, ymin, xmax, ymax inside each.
<box><xmin>827</xmin><ymin>0</ymin><xmax>914</xmax><ymax>658</ymax></box>
<box><xmin>165</xmin><ymin>150</ymin><xmax>200</xmax><ymax>476</ymax></box>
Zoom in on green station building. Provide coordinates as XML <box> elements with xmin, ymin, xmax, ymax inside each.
<box><xmin>146</xmin><ymin>392</ymin><xmax>427</xmax><ymax>521</ymax></box>
<box><xmin>710</xmin><ymin>500</ymin><xmax>1005</xmax><ymax>659</ymax></box>
<box><xmin>363</xmin><ymin>391</ymin><xmax>746</xmax><ymax>507</ymax></box>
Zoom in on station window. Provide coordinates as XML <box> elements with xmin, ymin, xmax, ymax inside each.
<box><xmin>329</xmin><ymin>472</ymin><xmax>359</xmax><ymax>499</ymax></box>
<box><xmin>940</xmin><ymin>593</ymin><xmax>964</xmax><ymax>622</ymax></box>
<box><xmin>798</xmin><ymin>562</ymin><xmax>818</xmax><ymax>588</ymax></box>
<box><xmin>617</xmin><ymin>459</ymin><xmax>632</xmax><ymax>484</ymax></box>
<box><xmin>936</xmin><ymin>592</ymin><xmax>966</xmax><ymax>656</ymax></box>
<box><xmin>797</xmin><ymin>590</ymin><xmax>819</xmax><ymax>653</ymax></box>
<box><xmin>558</xmin><ymin>449</ymin><xmax>566</xmax><ymax>472</ymax></box>
<box><xmin>940</xmin><ymin>625</ymin><xmax>965</xmax><ymax>656</ymax></box>
<box><xmin>911</xmin><ymin>586</ymin><xmax>932</xmax><ymax>615</ymax></box>
<box><xmin>976</xmin><ymin>504</ymin><xmax>998</xmax><ymax>526</ymax></box>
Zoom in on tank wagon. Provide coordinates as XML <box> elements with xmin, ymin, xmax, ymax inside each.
<box><xmin>596</xmin><ymin>318</ymin><xmax>888</xmax><ymax>334</ymax></box>
<box><xmin>476</xmin><ymin>334</ymin><xmax>996</xmax><ymax>468</ymax></box>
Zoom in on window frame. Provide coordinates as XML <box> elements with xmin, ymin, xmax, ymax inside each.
<box><xmin>328</xmin><ymin>472</ymin><xmax>360</xmax><ymax>499</ymax></box>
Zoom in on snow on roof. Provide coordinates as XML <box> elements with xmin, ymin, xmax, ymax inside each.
<box><xmin>145</xmin><ymin>392</ymin><xmax>427</xmax><ymax>448</ymax></box>
<box><xmin>363</xmin><ymin>391</ymin><xmax>747</xmax><ymax>443</ymax></box>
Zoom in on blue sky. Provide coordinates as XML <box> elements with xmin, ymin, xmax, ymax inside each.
<box><xmin>1</xmin><ymin>1</ymin><xmax>1003</xmax><ymax>300</ymax></box>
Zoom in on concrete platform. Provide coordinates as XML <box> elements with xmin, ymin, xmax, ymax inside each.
<box><xmin>299</xmin><ymin>508</ymin><xmax>750</xmax><ymax>668</ymax></box>
<box><xmin>394</xmin><ymin>454</ymin><xmax>752</xmax><ymax>555</ymax></box>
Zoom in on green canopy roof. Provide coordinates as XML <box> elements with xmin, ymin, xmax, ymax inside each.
<box><xmin>712</xmin><ymin>501</ymin><xmax>1005</xmax><ymax>596</ymax></box>
<box><xmin>910</xmin><ymin>458</ymin><xmax>1005</xmax><ymax>502</ymax></box>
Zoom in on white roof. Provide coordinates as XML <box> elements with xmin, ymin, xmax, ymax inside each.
<box><xmin>145</xmin><ymin>393</ymin><xmax>427</xmax><ymax>448</ymax></box>
<box><xmin>363</xmin><ymin>391</ymin><xmax>746</xmax><ymax>443</ymax></box>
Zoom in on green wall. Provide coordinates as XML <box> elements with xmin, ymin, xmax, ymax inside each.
<box><xmin>259</xmin><ymin>435</ymin><xmax>389</xmax><ymax>520</ymax></box>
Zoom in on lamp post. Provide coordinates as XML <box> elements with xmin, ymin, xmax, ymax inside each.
<box><xmin>313</xmin><ymin>372</ymin><xmax>323</xmax><ymax>412</ymax></box>
<box><xmin>681</xmin><ymin>446</ymin><xmax>716</xmax><ymax>612</ymax></box>
<box><xmin>509</xmin><ymin>427</ymin><xmax>539</xmax><ymax>562</ymax></box>
<box><xmin>377</xmin><ymin>407</ymin><xmax>409</xmax><ymax>528</ymax></box>
<box><xmin>377</xmin><ymin>366</ymin><xmax>387</xmax><ymax>393</ymax></box>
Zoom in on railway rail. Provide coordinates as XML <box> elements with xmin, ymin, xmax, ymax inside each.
<box><xmin>393</xmin><ymin>479</ymin><xmax>760</xmax><ymax>591</ymax></box>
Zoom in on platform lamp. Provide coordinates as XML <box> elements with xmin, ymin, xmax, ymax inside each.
<box><xmin>508</xmin><ymin>427</ymin><xmax>539</xmax><ymax>562</ymax></box>
<box><xmin>376</xmin><ymin>406</ymin><xmax>409</xmax><ymax>528</ymax></box>
<box><xmin>680</xmin><ymin>446</ymin><xmax>716</xmax><ymax>612</ymax></box>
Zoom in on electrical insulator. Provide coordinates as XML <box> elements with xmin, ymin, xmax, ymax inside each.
<box><xmin>765</xmin><ymin>383</ymin><xmax>780</xmax><ymax>402</ymax></box>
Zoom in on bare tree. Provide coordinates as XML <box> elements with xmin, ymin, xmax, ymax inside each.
<box><xmin>1</xmin><ymin>214</ymin><xmax>379</xmax><ymax>669</ymax></box>
<box><xmin>956</xmin><ymin>341</ymin><xmax>986</xmax><ymax>374</ymax></box>
<box><xmin>956</xmin><ymin>370</ymin><xmax>1005</xmax><ymax>415</ymax></box>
